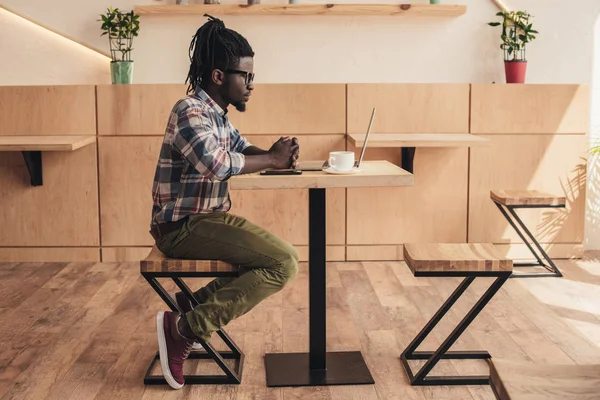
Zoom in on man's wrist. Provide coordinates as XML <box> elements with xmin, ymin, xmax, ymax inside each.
<box><xmin>267</xmin><ymin>151</ymin><xmax>276</xmax><ymax>168</ymax></box>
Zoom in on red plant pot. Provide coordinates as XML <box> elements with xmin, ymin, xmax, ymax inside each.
<box><xmin>504</xmin><ymin>61</ymin><xmax>527</xmax><ymax>83</ymax></box>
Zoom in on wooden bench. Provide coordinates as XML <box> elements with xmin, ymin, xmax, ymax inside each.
<box><xmin>490</xmin><ymin>359</ymin><xmax>600</xmax><ymax>399</ymax></box>
<box><xmin>140</xmin><ymin>245</ymin><xmax>244</xmax><ymax>386</ymax></box>
<box><xmin>400</xmin><ymin>243</ymin><xmax>513</xmax><ymax>386</ymax></box>
<box><xmin>490</xmin><ymin>189</ymin><xmax>566</xmax><ymax>278</ymax></box>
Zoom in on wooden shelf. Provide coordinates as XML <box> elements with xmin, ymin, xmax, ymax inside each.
<box><xmin>348</xmin><ymin>133</ymin><xmax>490</xmax><ymax>174</ymax></box>
<box><xmin>348</xmin><ymin>133</ymin><xmax>490</xmax><ymax>148</ymax></box>
<box><xmin>0</xmin><ymin>135</ymin><xmax>96</xmax><ymax>152</ymax></box>
<box><xmin>134</xmin><ymin>4</ymin><xmax>467</xmax><ymax>17</ymax></box>
<box><xmin>0</xmin><ymin>136</ymin><xmax>96</xmax><ymax>186</ymax></box>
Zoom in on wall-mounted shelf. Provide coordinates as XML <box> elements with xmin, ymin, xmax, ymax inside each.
<box><xmin>0</xmin><ymin>135</ymin><xmax>96</xmax><ymax>186</ymax></box>
<box><xmin>348</xmin><ymin>133</ymin><xmax>489</xmax><ymax>148</ymax></box>
<box><xmin>347</xmin><ymin>133</ymin><xmax>490</xmax><ymax>173</ymax></box>
<box><xmin>134</xmin><ymin>4</ymin><xmax>467</xmax><ymax>17</ymax></box>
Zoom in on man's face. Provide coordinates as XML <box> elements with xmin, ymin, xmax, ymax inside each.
<box><xmin>221</xmin><ymin>56</ymin><xmax>254</xmax><ymax>112</ymax></box>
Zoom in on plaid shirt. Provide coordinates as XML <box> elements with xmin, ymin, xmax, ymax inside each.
<box><xmin>151</xmin><ymin>89</ymin><xmax>252</xmax><ymax>225</ymax></box>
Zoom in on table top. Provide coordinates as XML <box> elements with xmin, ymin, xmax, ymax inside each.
<box><xmin>0</xmin><ymin>135</ymin><xmax>97</xmax><ymax>151</ymax></box>
<box><xmin>230</xmin><ymin>160</ymin><xmax>413</xmax><ymax>190</ymax></box>
<box><xmin>348</xmin><ymin>133</ymin><xmax>490</xmax><ymax>148</ymax></box>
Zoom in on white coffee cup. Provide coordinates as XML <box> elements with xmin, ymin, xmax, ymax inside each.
<box><xmin>328</xmin><ymin>151</ymin><xmax>355</xmax><ymax>171</ymax></box>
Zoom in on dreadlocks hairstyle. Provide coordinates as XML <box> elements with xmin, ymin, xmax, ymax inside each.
<box><xmin>185</xmin><ymin>14</ymin><xmax>255</xmax><ymax>94</ymax></box>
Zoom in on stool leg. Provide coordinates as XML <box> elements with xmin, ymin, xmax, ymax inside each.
<box><xmin>143</xmin><ymin>274</ymin><xmax>245</xmax><ymax>385</ymax></box>
<box><xmin>401</xmin><ymin>275</ymin><xmax>509</xmax><ymax>386</ymax></box>
<box><xmin>172</xmin><ymin>277</ymin><xmax>201</xmax><ymax>305</ymax></box>
<box><xmin>172</xmin><ymin>277</ymin><xmax>243</xmax><ymax>357</ymax></box>
<box><xmin>402</xmin><ymin>277</ymin><xmax>475</xmax><ymax>359</ymax></box>
<box><xmin>143</xmin><ymin>275</ymin><xmax>182</xmax><ymax>313</ymax></box>
<box><xmin>493</xmin><ymin>201</ymin><xmax>563</xmax><ymax>278</ymax></box>
<box><xmin>506</xmin><ymin>206</ymin><xmax>563</xmax><ymax>278</ymax></box>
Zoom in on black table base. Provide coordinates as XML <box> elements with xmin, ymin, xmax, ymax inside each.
<box><xmin>265</xmin><ymin>352</ymin><xmax>374</xmax><ymax>387</ymax></box>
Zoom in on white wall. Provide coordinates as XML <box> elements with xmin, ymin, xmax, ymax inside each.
<box><xmin>585</xmin><ymin>17</ymin><xmax>600</xmax><ymax>250</ymax></box>
<box><xmin>2</xmin><ymin>0</ymin><xmax>600</xmax><ymax>85</ymax></box>
<box><xmin>1</xmin><ymin>0</ymin><xmax>600</xmax><ymax>248</ymax></box>
<box><xmin>0</xmin><ymin>7</ymin><xmax>110</xmax><ymax>85</ymax></box>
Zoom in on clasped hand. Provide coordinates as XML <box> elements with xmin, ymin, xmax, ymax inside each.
<box><xmin>269</xmin><ymin>136</ymin><xmax>300</xmax><ymax>169</ymax></box>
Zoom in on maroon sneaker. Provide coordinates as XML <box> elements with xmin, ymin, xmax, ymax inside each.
<box><xmin>156</xmin><ymin>311</ymin><xmax>195</xmax><ymax>389</ymax></box>
<box><xmin>170</xmin><ymin>292</ymin><xmax>203</xmax><ymax>351</ymax></box>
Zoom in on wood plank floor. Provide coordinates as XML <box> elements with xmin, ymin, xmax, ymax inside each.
<box><xmin>1</xmin><ymin>255</ymin><xmax>599</xmax><ymax>400</ymax></box>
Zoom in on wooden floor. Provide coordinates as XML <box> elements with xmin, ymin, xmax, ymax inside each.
<box><xmin>1</xmin><ymin>255</ymin><xmax>600</xmax><ymax>400</ymax></box>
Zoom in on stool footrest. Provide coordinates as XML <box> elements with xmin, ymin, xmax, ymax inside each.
<box><xmin>144</xmin><ymin>350</ymin><xmax>245</xmax><ymax>385</ymax></box>
<box><xmin>415</xmin><ymin>375</ymin><xmax>490</xmax><ymax>386</ymax></box>
<box><xmin>405</xmin><ymin>350</ymin><xmax>490</xmax><ymax>360</ymax></box>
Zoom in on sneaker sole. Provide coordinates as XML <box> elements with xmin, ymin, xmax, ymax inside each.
<box><xmin>156</xmin><ymin>312</ymin><xmax>184</xmax><ymax>390</ymax></box>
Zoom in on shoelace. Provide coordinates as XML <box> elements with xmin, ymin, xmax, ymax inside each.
<box><xmin>182</xmin><ymin>340</ymin><xmax>193</xmax><ymax>359</ymax></box>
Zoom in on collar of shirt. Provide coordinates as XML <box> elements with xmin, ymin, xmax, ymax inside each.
<box><xmin>194</xmin><ymin>86</ymin><xmax>227</xmax><ymax>117</ymax></box>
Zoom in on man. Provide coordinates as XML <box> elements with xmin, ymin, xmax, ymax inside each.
<box><xmin>149</xmin><ymin>15</ymin><xmax>300</xmax><ymax>390</ymax></box>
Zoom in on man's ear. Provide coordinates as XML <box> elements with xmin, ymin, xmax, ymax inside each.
<box><xmin>211</xmin><ymin>69</ymin><xmax>225</xmax><ymax>86</ymax></box>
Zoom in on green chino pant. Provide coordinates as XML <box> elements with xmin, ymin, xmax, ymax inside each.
<box><xmin>155</xmin><ymin>212</ymin><xmax>299</xmax><ymax>342</ymax></box>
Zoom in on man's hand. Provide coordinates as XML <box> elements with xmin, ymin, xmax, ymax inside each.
<box><xmin>269</xmin><ymin>136</ymin><xmax>299</xmax><ymax>169</ymax></box>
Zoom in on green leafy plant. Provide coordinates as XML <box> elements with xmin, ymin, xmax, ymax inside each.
<box><xmin>98</xmin><ymin>7</ymin><xmax>140</xmax><ymax>62</ymax></box>
<box><xmin>488</xmin><ymin>10</ymin><xmax>538</xmax><ymax>62</ymax></box>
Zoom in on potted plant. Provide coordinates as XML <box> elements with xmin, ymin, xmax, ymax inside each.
<box><xmin>488</xmin><ymin>10</ymin><xmax>538</xmax><ymax>83</ymax></box>
<box><xmin>99</xmin><ymin>7</ymin><xmax>140</xmax><ymax>84</ymax></box>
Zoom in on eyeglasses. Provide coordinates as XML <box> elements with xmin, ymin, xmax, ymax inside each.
<box><xmin>224</xmin><ymin>69</ymin><xmax>255</xmax><ymax>85</ymax></box>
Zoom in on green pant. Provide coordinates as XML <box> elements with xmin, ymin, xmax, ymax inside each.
<box><xmin>155</xmin><ymin>212</ymin><xmax>299</xmax><ymax>342</ymax></box>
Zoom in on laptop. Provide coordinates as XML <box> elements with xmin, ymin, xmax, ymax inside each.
<box><xmin>296</xmin><ymin>107</ymin><xmax>376</xmax><ymax>171</ymax></box>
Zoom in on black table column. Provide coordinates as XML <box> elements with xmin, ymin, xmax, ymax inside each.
<box><xmin>264</xmin><ymin>188</ymin><xmax>375</xmax><ymax>387</ymax></box>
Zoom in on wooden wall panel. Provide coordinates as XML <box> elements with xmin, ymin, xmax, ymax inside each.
<box><xmin>228</xmin><ymin>84</ymin><xmax>346</xmax><ymax>134</ymax></box>
<box><xmin>230</xmin><ymin>135</ymin><xmax>346</xmax><ymax>245</ymax></box>
<box><xmin>471</xmin><ymin>84</ymin><xmax>590</xmax><ymax>134</ymax></box>
<box><xmin>0</xmin><ymin>248</ymin><xmax>100</xmax><ymax>262</ymax></box>
<box><xmin>98</xmin><ymin>134</ymin><xmax>345</xmax><ymax>248</ymax></box>
<box><xmin>347</xmin><ymin>84</ymin><xmax>470</xmax><ymax>134</ymax></box>
<box><xmin>347</xmin><ymin>145</ymin><xmax>468</xmax><ymax>245</ymax></box>
<box><xmin>101</xmin><ymin>247</ymin><xmax>152</xmax><ymax>262</ymax></box>
<box><xmin>493</xmin><ymin>243</ymin><xmax>583</xmax><ymax>260</ymax></box>
<box><xmin>346</xmin><ymin>245</ymin><xmax>404</xmax><ymax>261</ymax></box>
<box><xmin>97</xmin><ymin>84</ymin><xmax>346</xmax><ymax>136</ymax></box>
<box><xmin>97</xmin><ymin>84</ymin><xmax>186</xmax><ymax>136</ymax></box>
<box><xmin>0</xmin><ymin>145</ymin><xmax>99</xmax><ymax>246</ymax></box>
<box><xmin>99</xmin><ymin>137</ymin><xmax>162</xmax><ymax>246</ymax></box>
<box><xmin>99</xmin><ymin>246</ymin><xmax>346</xmax><ymax>263</ymax></box>
<box><xmin>296</xmin><ymin>246</ymin><xmax>345</xmax><ymax>262</ymax></box>
<box><xmin>469</xmin><ymin>135</ymin><xmax>588</xmax><ymax>244</ymax></box>
<box><xmin>0</xmin><ymin>85</ymin><xmax>96</xmax><ymax>135</ymax></box>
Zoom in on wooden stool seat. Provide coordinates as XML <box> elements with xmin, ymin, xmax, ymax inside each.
<box><xmin>490</xmin><ymin>359</ymin><xmax>600</xmax><ymax>399</ymax></box>
<box><xmin>404</xmin><ymin>243</ymin><xmax>513</xmax><ymax>275</ymax></box>
<box><xmin>141</xmin><ymin>246</ymin><xmax>238</xmax><ymax>275</ymax></box>
<box><xmin>490</xmin><ymin>189</ymin><xmax>566</xmax><ymax>206</ymax></box>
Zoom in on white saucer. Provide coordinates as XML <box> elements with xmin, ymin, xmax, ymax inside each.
<box><xmin>322</xmin><ymin>167</ymin><xmax>361</xmax><ymax>175</ymax></box>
